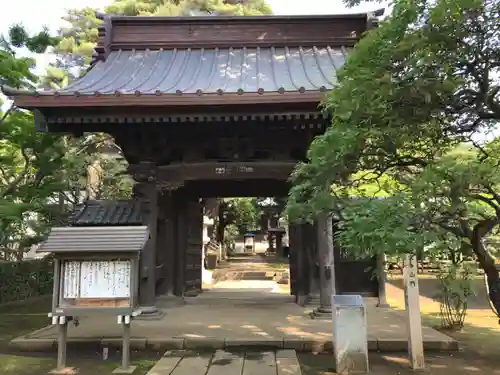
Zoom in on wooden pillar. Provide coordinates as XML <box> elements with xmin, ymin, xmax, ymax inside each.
<box><xmin>130</xmin><ymin>162</ymin><xmax>159</xmax><ymax>315</ymax></box>
<box><xmin>276</xmin><ymin>232</ymin><xmax>283</xmax><ymax>256</ymax></box>
<box><xmin>288</xmin><ymin>224</ymin><xmax>299</xmax><ymax>298</ymax></box>
<box><xmin>377</xmin><ymin>252</ymin><xmax>389</xmax><ymax>307</ymax></box>
<box><xmin>305</xmin><ymin>222</ymin><xmax>320</xmax><ymax>305</ymax></box>
<box><xmin>268</xmin><ymin>232</ymin><xmax>274</xmax><ymax>252</ymax></box>
<box><xmin>173</xmin><ymin>188</ymin><xmax>187</xmax><ymax>297</ymax></box>
<box><xmin>295</xmin><ymin>223</ymin><xmax>309</xmax><ymax>305</ymax></box>
<box><xmin>184</xmin><ymin>197</ymin><xmax>203</xmax><ymax>296</ymax></box>
<box><xmin>157</xmin><ymin>192</ymin><xmax>175</xmax><ymax>296</ymax></box>
<box><xmin>315</xmin><ymin>212</ymin><xmax>335</xmax><ymax>314</ymax></box>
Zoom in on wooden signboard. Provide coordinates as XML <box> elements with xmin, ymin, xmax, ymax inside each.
<box><xmin>60</xmin><ymin>260</ymin><xmax>132</xmax><ymax>308</ymax></box>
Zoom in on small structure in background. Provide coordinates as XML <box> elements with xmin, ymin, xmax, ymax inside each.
<box><xmin>244</xmin><ymin>232</ymin><xmax>256</xmax><ymax>254</ymax></box>
<box><xmin>331</xmin><ymin>295</ymin><xmax>369</xmax><ymax>374</ymax></box>
<box><xmin>38</xmin><ymin>225</ymin><xmax>148</xmax><ymax>375</ymax></box>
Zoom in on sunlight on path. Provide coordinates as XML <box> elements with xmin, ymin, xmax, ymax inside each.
<box><xmin>210</xmin><ymin>280</ymin><xmax>282</xmax><ymax>293</ymax></box>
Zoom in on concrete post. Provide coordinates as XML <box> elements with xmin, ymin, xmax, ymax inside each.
<box><xmin>404</xmin><ymin>254</ymin><xmax>425</xmax><ymax>370</ymax></box>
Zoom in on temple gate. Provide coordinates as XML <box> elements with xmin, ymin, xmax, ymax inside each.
<box><xmin>3</xmin><ymin>12</ymin><xmax>380</xmax><ymax>313</ymax></box>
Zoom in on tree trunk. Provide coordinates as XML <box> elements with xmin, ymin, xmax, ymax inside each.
<box><xmin>471</xmin><ymin>221</ymin><xmax>500</xmax><ymax>319</ymax></box>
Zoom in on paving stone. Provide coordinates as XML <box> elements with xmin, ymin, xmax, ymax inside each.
<box><xmin>207</xmin><ymin>350</ymin><xmax>244</xmax><ymax>375</ymax></box>
<box><xmin>377</xmin><ymin>338</ymin><xmax>408</xmax><ymax>351</ymax></box>
<box><xmin>146</xmin><ymin>351</ymin><xmax>183</xmax><ymax>375</ymax></box>
<box><xmin>184</xmin><ymin>338</ymin><xmax>224</xmax><ymax>349</ymax></box>
<box><xmin>225</xmin><ymin>338</ymin><xmax>283</xmax><ymax>349</ymax></box>
<box><xmin>283</xmin><ymin>337</ymin><xmax>304</xmax><ymax>351</ymax></box>
<box><xmin>147</xmin><ymin>339</ymin><xmax>184</xmax><ymax>351</ymax></box>
<box><xmin>275</xmin><ymin>349</ymin><xmax>297</xmax><ymax>358</ymax></box>
<box><xmin>243</xmin><ymin>351</ymin><xmax>277</xmax><ymax>375</ymax></box>
<box><xmin>169</xmin><ymin>353</ymin><xmax>212</xmax><ymax>375</ymax></box>
<box><xmin>302</xmin><ymin>339</ymin><xmax>333</xmax><ymax>353</ymax></box>
<box><xmin>276</xmin><ymin>350</ymin><xmax>302</xmax><ymax>375</ymax></box>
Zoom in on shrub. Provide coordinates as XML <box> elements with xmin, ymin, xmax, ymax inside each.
<box><xmin>0</xmin><ymin>257</ymin><xmax>53</xmax><ymax>304</ymax></box>
<box><xmin>436</xmin><ymin>263</ymin><xmax>475</xmax><ymax>330</ymax></box>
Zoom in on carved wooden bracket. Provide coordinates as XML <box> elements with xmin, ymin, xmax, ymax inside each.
<box><xmin>157</xmin><ymin>180</ymin><xmax>185</xmax><ymax>193</ymax></box>
<box><xmin>129</xmin><ymin>162</ymin><xmax>158</xmax><ymax>200</ymax></box>
<box><xmin>128</xmin><ymin>162</ymin><xmax>157</xmax><ymax>183</ymax></box>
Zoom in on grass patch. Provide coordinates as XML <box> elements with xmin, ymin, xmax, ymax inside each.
<box><xmin>0</xmin><ymin>296</ymin><xmax>161</xmax><ymax>375</ymax></box>
<box><xmin>387</xmin><ymin>278</ymin><xmax>500</xmax><ymax>359</ymax></box>
<box><xmin>0</xmin><ymin>354</ymin><xmax>54</xmax><ymax>375</ymax></box>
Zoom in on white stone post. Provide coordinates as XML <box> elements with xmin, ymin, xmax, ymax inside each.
<box><xmin>403</xmin><ymin>253</ymin><xmax>425</xmax><ymax>371</ymax></box>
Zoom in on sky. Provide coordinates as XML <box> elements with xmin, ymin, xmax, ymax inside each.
<box><xmin>0</xmin><ymin>0</ymin><xmax>385</xmax><ymax>37</ymax></box>
<box><xmin>0</xmin><ymin>0</ymin><xmax>387</xmax><ymax>82</ymax></box>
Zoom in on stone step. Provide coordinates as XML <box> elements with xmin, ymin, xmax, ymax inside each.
<box><xmin>145</xmin><ymin>349</ymin><xmax>302</xmax><ymax>375</ymax></box>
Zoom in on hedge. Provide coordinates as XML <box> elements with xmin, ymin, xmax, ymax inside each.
<box><xmin>0</xmin><ymin>257</ymin><xmax>54</xmax><ymax>304</ymax></box>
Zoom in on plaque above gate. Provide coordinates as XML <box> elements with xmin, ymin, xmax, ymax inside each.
<box><xmin>158</xmin><ymin>161</ymin><xmax>295</xmax><ymax>182</ymax></box>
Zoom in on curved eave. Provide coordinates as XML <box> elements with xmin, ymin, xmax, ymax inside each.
<box><xmin>1</xmin><ymin>89</ymin><xmax>329</xmax><ymax>109</ymax></box>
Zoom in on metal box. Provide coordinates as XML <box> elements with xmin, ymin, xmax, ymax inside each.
<box><xmin>331</xmin><ymin>295</ymin><xmax>369</xmax><ymax>374</ymax></box>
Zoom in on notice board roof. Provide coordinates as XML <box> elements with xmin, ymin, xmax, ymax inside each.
<box><xmin>37</xmin><ymin>226</ymin><xmax>149</xmax><ymax>254</ymax></box>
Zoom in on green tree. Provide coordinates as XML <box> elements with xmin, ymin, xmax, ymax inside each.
<box><xmin>0</xmin><ymin>25</ymin><xmax>65</xmax><ymax>259</ymax></box>
<box><xmin>286</xmin><ymin>0</ymin><xmax>500</xmax><ymax>314</ymax></box>
<box><xmin>0</xmin><ymin>25</ymin><xmax>130</xmax><ymax>259</ymax></box>
<box><xmin>0</xmin><ymin>25</ymin><xmax>58</xmax><ymax>90</ymax></box>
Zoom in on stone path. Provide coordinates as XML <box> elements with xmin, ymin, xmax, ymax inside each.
<box><xmin>146</xmin><ymin>349</ymin><xmax>301</xmax><ymax>375</ymax></box>
<box><xmin>11</xmin><ymin>289</ymin><xmax>457</xmax><ymax>352</ymax></box>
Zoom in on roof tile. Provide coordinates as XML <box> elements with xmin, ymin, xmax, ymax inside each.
<box><xmin>55</xmin><ymin>46</ymin><xmax>348</xmax><ymax>96</ymax></box>
<box><xmin>37</xmin><ymin>226</ymin><xmax>149</xmax><ymax>253</ymax></box>
<box><xmin>68</xmin><ymin>200</ymin><xmax>143</xmax><ymax>226</ymax></box>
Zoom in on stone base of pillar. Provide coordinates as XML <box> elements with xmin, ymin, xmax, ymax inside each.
<box><xmin>307</xmin><ymin>295</ymin><xmax>320</xmax><ymax>306</ymax></box>
<box><xmin>155</xmin><ymin>295</ymin><xmax>186</xmax><ymax>307</ymax></box>
<box><xmin>134</xmin><ymin>306</ymin><xmax>164</xmax><ymax>320</ymax></box>
<box><xmin>296</xmin><ymin>294</ymin><xmax>309</xmax><ymax>306</ymax></box>
<box><xmin>185</xmin><ymin>290</ymin><xmax>202</xmax><ymax>297</ymax></box>
<box><xmin>310</xmin><ymin>307</ymin><xmax>332</xmax><ymax>320</ymax></box>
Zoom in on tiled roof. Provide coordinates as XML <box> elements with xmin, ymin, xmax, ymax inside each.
<box><xmin>37</xmin><ymin>226</ymin><xmax>149</xmax><ymax>253</ymax></box>
<box><xmin>68</xmin><ymin>200</ymin><xmax>143</xmax><ymax>226</ymax></box>
<box><xmin>48</xmin><ymin>46</ymin><xmax>348</xmax><ymax>96</ymax></box>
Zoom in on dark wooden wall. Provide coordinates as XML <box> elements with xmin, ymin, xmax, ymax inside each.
<box><xmin>289</xmin><ymin>221</ymin><xmax>379</xmax><ymax>301</ymax></box>
<box><xmin>155</xmin><ymin>188</ymin><xmax>204</xmax><ymax>298</ymax></box>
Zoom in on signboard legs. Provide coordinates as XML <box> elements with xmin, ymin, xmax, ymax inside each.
<box><xmin>49</xmin><ymin>316</ymin><xmax>72</xmax><ymax>375</ymax></box>
<box><xmin>113</xmin><ymin>315</ymin><xmax>136</xmax><ymax>374</ymax></box>
<box><xmin>403</xmin><ymin>254</ymin><xmax>425</xmax><ymax>371</ymax></box>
